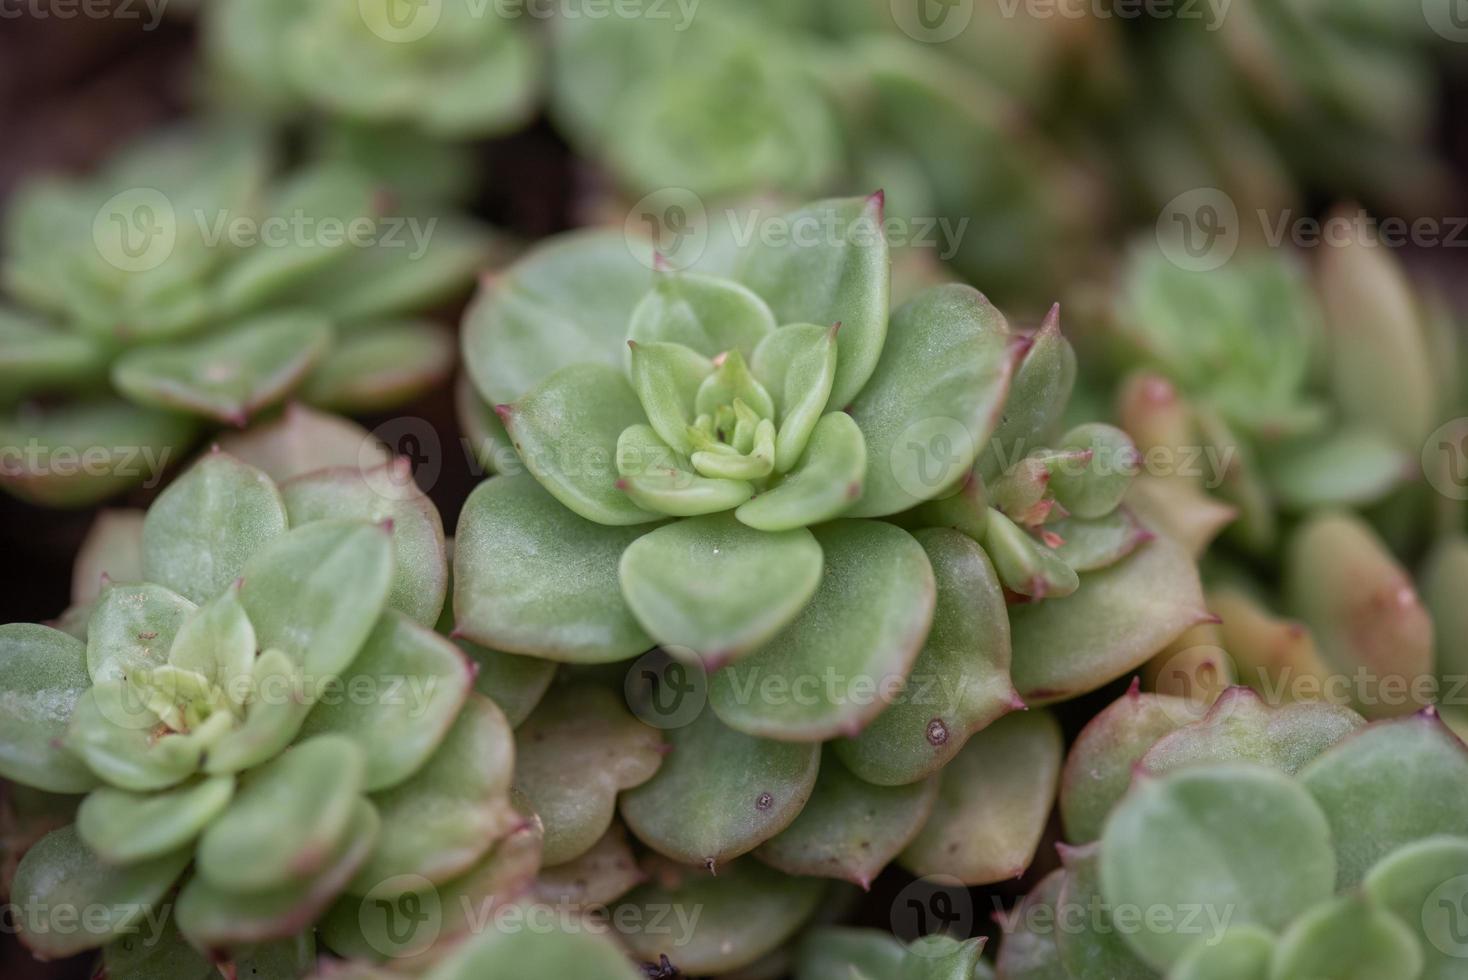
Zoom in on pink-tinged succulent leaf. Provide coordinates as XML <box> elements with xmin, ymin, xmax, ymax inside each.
<box><xmin>710</xmin><ymin>520</ymin><xmax>934</xmax><ymax>741</ymax></box>
<box><xmin>502</xmin><ymin>362</ymin><xmax>664</xmax><ymax>525</ymax></box>
<box><xmin>620</xmin><ymin>514</ymin><xmax>823</xmax><ymax>671</ymax></box>
<box><xmin>298</xmin><ymin>611</ymin><xmax>472</xmax><ymax>792</ymax></box>
<box><xmin>735</xmin><ymin>412</ymin><xmax>867</xmax><ymax>531</ymax></box>
<box><xmin>76</xmin><ymin>776</ymin><xmax>234</xmax><ymax>865</ymax></box>
<box><xmin>1047</xmin><ymin>423</ymin><xmax>1138</xmax><ymax>520</ymax></box>
<box><xmin>836</xmin><ymin>528</ymin><xmax>1017</xmax><ymax>787</ymax></box>
<box><xmin>995</xmin><ymin>869</ymin><xmax>1068</xmax><ymax>980</ymax></box>
<box><xmin>283</xmin><ymin>461</ymin><xmax>448</xmax><ymax>627</ymax></box>
<box><xmin>463</xmin><ymin>229</ymin><xmax>654</xmax><ymax>407</ymax></box>
<box><xmin>1285</xmin><ymin>512</ymin><xmax>1434</xmax><ymax>718</ymax></box>
<box><xmin>421</xmin><ymin>921</ymin><xmax>642</xmax><ymax>980</ymax></box>
<box><xmin>453</xmin><ymin>474</ymin><xmax>654</xmax><ymax>663</ymax></box>
<box><xmin>86</xmin><ymin>581</ymin><xmax>196</xmax><ymax>685</ymax></box>
<box><xmin>66</xmin><ymin>682</ymin><xmax>210</xmax><ymax>791</ymax></box>
<box><xmin>113</xmin><ymin>312</ymin><xmax>333</xmax><ymax>426</ymax></box>
<box><xmin>794</xmin><ymin>927</ymin><xmax>905</xmax><ymax>980</ymax></box>
<box><xmin>1059</xmin><ymin>682</ymin><xmax>1194</xmax><ymax>844</ymax></box>
<box><xmin>1123</xmin><ymin>475</ymin><xmax>1236</xmax><ymax>559</ymax></box>
<box><xmin>302</xmin><ymin>320</ymin><xmax>455</xmax><ymax>413</ymax></box>
<box><xmin>202</xmin><ymin>649</ymin><xmax>312</xmax><ymax>775</ymax></box>
<box><xmin>982</xmin><ymin>304</ymin><xmax>1076</xmax><ymax>476</ymax></box>
<box><xmin>620</xmin><ymin>708</ymin><xmax>819</xmax><ymax>867</ymax></box>
<box><xmin>1268</xmin><ymin>894</ymin><xmax>1422</xmax><ymax>980</ymax></box>
<box><xmin>12</xmin><ymin>825</ymin><xmax>192</xmax><ymax>959</ymax></box>
<box><xmin>535</xmin><ymin>822</ymin><xmax>645</xmax><ymax>909</ymax></box>
<box><xmin>1140</xmin><ymin>687</ymin><xmax>1365</xmax><ymax>781</ymax></box>
<box><xmin>750</xmin><ymin>322</ymin><xmax>839</xmax><ymax>473</ymax></box>
<box><xmin>1054</xmin><ymin>843</ymin><xmax>1158</xmax><ymax>980</ymax></box>
<box><xmin>628</xmin><ymin>339</ymin><xmax>714</xmax><ymax>456</ymax></box>
<box><xmin>239</xmin><ymin>519</ymin><xmax>394</xmax><ymax>681</ymax></box>
<box><xmin>755</xmin><ymin>748</ymin><xmax>937</xmax><ymax>889</ymax></box>
<box><xmin>1140</xmin><ymin>623</ymin><xmax>1235</xmax><ymax>709</ymax></box>
<box><xmin>1169</xmin><ymin>925</ymin><xmax>1274</xmax><ymax>980</ymax></box>
<box><xmin>614</xmin><ymin>857</ymin><xmax>827</xmax><ymax>976</ymax></box>
<box><xmin>348</xmin><ymin>693</ymin><xmax>517</xmax><ymax>891</ymax></box>
<box><xmin>903</xmin><ymin>466</ymin><xmax>990</xmax><ymax>542</ymax></box>
<box><xmin>901</xmin><ymin>709</ymin><xmax>1062</xmax><ymax>885</ymax></box>
<box><xmin>216</xmin><ymin>403</ymin><xmax>389</xmax><ymax>484</ymax></box>
<box><xmin>1265</xmin><ymin>425</ymin><xmax>1410</xmax><ymax>511</ymax></box>
<box><xmin>1208</xmin><ymin>586</ymin><xmax>1338</xmax><ymax>705</ymax></box>
<box><xmin>1318</xmin><ymin>209</ymin><xmax>1437</xmax><ymax>448</ymax></box>
<box><xmin>176</xmin><ymin>798</ymin><xmax>379</xmax><ymax>951</ymax></box>
<box><xmin>455</xmin><ymin>372</ymin><xmax>513</xmax><ymax>476</ymax></box>
<box><xmin>1098</xmin><ymin>764</ymin><xmax>1336</xmax><ymax>970</ymax></box>
<box><xmin>628</xmin><ymin>271</ymin><xmax>777</xmax><ymax>363</ymax></box>
<box><xmin>71</xmin><ymin>509</ymin><xmax>146</xmax><ymax>606</ymax></box>
<box><xmin>847</xmin><ymin>284</ymin><xmax>1013</xmax><ymax>517</ymax></box>
<box><xmin>1363</xmin><ymin>835</ymin><xmax>1468</xmax><ymax>980</ymax></box>
<box><xmin>1300</xmin><ymin>712</ymin><xmax>1468</xmax><ymax>889</ymax></box>
<box><xmin>0</xmin><ymin>624</ymin><xmax>99</xmax><ymax>793</ymax></box>
<box><xmin>142</xmin><ymin>450</ymin><xmax>288</xmax><ymax>605</ymax></box>
<box><xmin>737</xmin><ymin>195</ymin><xmax>889</xmax><ymax>409</ymax></box>
<box><xmin>196</xmin><ymin>735</ymin><xmax>366</xmax><ymax>893</ymax></box>
<box><xmin>904</xmin><ymin>935</ymin><xmax>990</xmax><ymax>980</ymax></box>
<box><xmin>0</xmin><ymin>397</ymin><xmax>198</xmax><ymax>508</ymax></box>
<box><xmin>983</xmin><ymin>508</ymin><xmax>1079</xmax><ymax>600</ymax></box>
<box><xmin>1045</xmin><ymin>507</ymin><xmax>1151</xmax><ymax>573</ymax></box>
<box><xmin>515</xmin><ymin>686</ymin><xmax>664</xmax><ymax>867</ymax></box>
<box><xmin>1115</xmin><ymin>372</ymin><xmax>1196</xmax><ymax>461</ymax></box>
<box><xmin>1010</xmin><ymin>533</ymin><xmax>1207</xmax><ymax>705</ymax></box>
<box><xmin>322</xmin><ymin>808</ymin><xmax>542</xmax><ymax>965</ymax></box>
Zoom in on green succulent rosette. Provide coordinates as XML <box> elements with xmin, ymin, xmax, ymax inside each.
<box><xmin>0</xmin><ymin>123</ymin><xmax>495</xmax><ymax>507</ymax></box>
<box><xmin>1004</xmin><ymin>683</ymin><xmax>1468</xmax><ymax>980</ymax></box>
<box><xmin>0</xmin><ymin>417</ymin><xmax>535</xmax><ymax>972</ymax></box>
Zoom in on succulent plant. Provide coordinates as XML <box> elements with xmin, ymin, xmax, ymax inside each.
<box><xmin>0</xmin><ymin>123</ymin><xmax>495</xmax><ymax>507</ymax></box>
<box><xmin>0</xmin><ymin>414</ymin><xmax>536</xmax><ymax>974</ymax></box>
<box><xmin>1006</xmin><ymin>683</ymin><xmax>1468</xmax><ymax>979</ymax></box>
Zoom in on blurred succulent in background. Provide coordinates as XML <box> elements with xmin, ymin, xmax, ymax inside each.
<box><xmin>0</xmin><ymin>411</ymin><xmax>542</xmax><ymax>975</ymax></box>
<box><xmin>1001</xmin><ymin>682</ymin><xmax>1468</xmax><ymax>979</ymax></box>
<box><xmin>0</xmin><ymin>123</ymin><xmax>496</xmax><ymax>507</ymax></box>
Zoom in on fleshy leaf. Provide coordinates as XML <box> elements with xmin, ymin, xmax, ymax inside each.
<box><xmin>1055</xmin><ymin>843</ymin><xmax>1160</xmax><ymax>980</ymax></box>
<box><xmin>616</xmin><ymin>423</ymin><xmax>755</xmax><ymax>516</ymax></box>
<box><xmin>1124</xmin><ymin>475</ymin><xmax>1236</xmax><ymax>559</ymax></box>
<box><xmin>455</xmin><ymin>638</ymin><xmax>554</xmax><ymax>729</ymax></box>
<box><xmin>619</xmin><ymin>514</ymin><xmax>823</xmax><ymax>671</ymax></box>
<box><xmin>202</xmin><ymin>648</ymin><xmax>311</xmax><ymax>775</ymax></box>
<box><xmin>751</xmin><ymin>323</ymin><xmax>840</xmax><ymax>472</ymax></box>
<box><xmin>1011</xmin><ymin>534</ymin><xmax>1208</xmax><ymax>704</ymax></box>
<box><xmin>282</xmin><ymin>460</ymin><xmax>448</xmax><ymax>627</ymax></box>
<box><xmin>901</xmin><ymin>710</ymin><xmax>1061</xmax><ymax>885</ymax></box>
<box><xmin>628</xmin><ymin>339</ymin><xmax>713</xmax><ymax>455</ymax></box>
<box><xmin>1363</xmin><ymin>835</ymin><xmax>1468</xmax><ymax>980</ymax></box>
<box><xmin>710</xmin><ymin>520</ymin><xmax>934</xmax><ymax>741</ymax></box>
<box><xmin>536</xmin><ymin>823</ymin><xmax>645</xmax><ymax>908</ymax></box>
<box><xmin>1285</xmin><ymin>512</ymin><xmax>1434</xmax><ymax>718</ymax></box>
<box><xmin>501</xmin><ymin>362</ymin><xmax>661</xmax><ymax>525</ymax></box>
<box><xmin>995</xmin><ymin>870</ymin><xmax>1069</xmax><ymax>980</ymax></box>
<box><xmin>456</xmin><ymin>371</ymin><xmax>513</xmax><ymax>475</ymax></box>
<box><xmin>984</xmin><ymin>304</ymin><xmax>1076</xmax><ymax>469</ymax></box>
<box><xmin>239</xmin><ymin>519</ymin><xmax>395</xmax><ymax>681</ymax></box>
<box><xmin>72</xmin><ymin>509</ymin><xmax>145</xmax><ymax>606</ymax></box>
<box><xmin>735</xmin><ymin>411</ymin><xmax>867</xmax><ymax>531</ymax></box>
<box><xmin>737</xmin><ymin>194</ymin><xmax>889</xmax><ymax>408</ymax></box>
<box><xmin>983</xmin><ymin>508</ymin><xmax>1078</xmax><ymax>600</ymax></box>
<box><xmin>1141</xmin><ymin>687</ymin><xmax>1365</xmax><ymax>779</ymax></box>
<box><xmin>65</xmin><ymin>683</ymin><xmax>209</xmax><ymax>791</ymax></box>
<box><xmin>620</xmin><ymin>708</ymin><xmax>819</xmax><ymax>867</ymax></box>
<box><xmin>755</xmin><ymin>748</ymin><xmax>937</xmax><ymax>889</ymax></box>
<box><xmin>1266</xmin><ymin>426</ymin><xmax>1410</xmax><ymax>510</ymax></box>
<box><xmin>1047</xmin><ymin>508</ymin><xmax>1152</xmax><ymax>572</ymax></box>
<box><xmin>349</xmin><ymin>693</ymin><xmax>516</xmax><ymax>891</ymax></box>
<box><xmin>1059</xmin><ymin>682</ymin><xmax>1194</xmax><ymax>844</ymax></box>
<box><xmin>301</xmin><ymin>320</ymin><xmax>456</xmax><ymax>413</ymax></box>
<box><xmin>424</xmin><ymin>921</ymin><xmax>643</xmax><ymax>980</ymax></box>
<box><xmin>1268</xmin><ymin>894</ymin><xmax>1422</xmax><ymax>980</ymax></box>
<box><xmin>102</xmin><ymin>919</ymin><xmax>214</xmax><ymax>980</ymax></box>
<box><xmin>196</xmin><ymin>734</ymin><xmax>366</xmax><ymax>892</ymax></box>
<box><xmin>298</xmin><ymin>611</ymin><xmax>472</xmax><ymax>792</ymax></box>
<box><xmin>12</xmin><ymin>825</ymin><xmax>191</xmax><ymax>959</ymax></box>
<box><xmin>515</xmin><ymin>686</ymin><xmax>664</xmax><ymax>866</ymax></box>
<box><xmin>627</xmin><ymin>271</ymin><xmax>776</xmax><ymax>361</ymax></box>
<box><xmin>113</xmin><ymin>312</ymin><xmax>333</xmax><ymax>425</ymax></box>
<box><xmin>0</xmin><ymin>624</ymin><xmax>98</xmax><ymax>793</ymax></box>
<box><xmin>1299</xmin><ymin>712</ymin><xmax>1468</xmax><ymax>889</ymax></box>
<box><xmin>613</xmin><ymin>857</ymin><xmax>826</xmax><ymax>976</ymax></box>
<box><xmin>836</xmin><ymin>528</ymin><xmax>1017</xmax><ymax>787</ymax></box>
<box><xmin>1209</xmin><ymin>586</ymin><xmax>1337</xmax><ymax>702</ymax></box>
<box><xmin>166</xmin><ymin>585</ymin><xmax>256</xmax><ymax>710</ymax></box>
<box><xmin>76</xmin><ymin>776</ymin><xmax>234</xmax><ymax>864</ymax></box>
<box><xmin>0</xmin><ymin>307</ymin><xmax>105</xmax><ymax>401</ymax></box>
<box><xmin>1170</xmin><ymin>926</ymin><xmax>1274</xmax><ymax>980</ymax></box>
<box><xmin>216</xmin><ymin>403</ymin><xmax>389</xmax><ymax>483</ymax></box>
<box><xmin>1047</xmin><ymin>424</ymin><xmax>1139</xmax><ymax>520</ymax></box>
<box><xmin>86</xmin><ymin>581</ymin><xmax>197</xmax><ymax>685</ymax></box>
<box><xmin>454</xmin><ymin>474</ymin><xmax>653</xmax><ymax>662</ymax></box>
<box><xmin>846</xmin><ymin>284</ymin><xmax>1013</xmax><ymax>517</ymax></box>
<box><xmin>176</xmin><ymin>799</ymin><xmax>378</xmax><ymax>950</ymax></box>
<box><xmin>1098</xmin><ymin>764</ymin><xmax>1336</xmax><ymax>970</ymax></box>
<box><xmin>794</xmin><ymin>927</ymin><xmax>904</xmax><ymax>980</ymax></box>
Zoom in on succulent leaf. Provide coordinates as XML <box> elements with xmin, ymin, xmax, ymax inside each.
<box><xmin>423</xmin><ymin>924</ymin><xmax>643</xmax><ymax>980</ymax></box>
<box><xmin>72</xmin><ymin>509</ymin><xmax>146</xmax><ymax>606</ymax></box>
<box><xmin>751</xmin><ymin>322</ymin><xmax>839</xmax><ymax>473</ymax></box>
<box><xmin>982</xmin><ymin>508</ymin><xmax>1079</xmax><ymax>600</ymax></box>
<box><xmin>301</xmin><ymin>320</ymin><xmax>455</xmax><ymax>413</ymax></box>
<box><xmin>1169</xmin><ymin>925</ymin><xmax>1275</xmax><ymax>980</ymax></box>
<box><xmin>984</xmin><ymin>305</ymin><xmax>1076</xmax><ymax>472</ymax></box>
<box><xmin>901</xmin><ymin>710</ymin><xmax>1062</xmax><ymax>885</ymax></box>
<box><xmin>1045</xmin><ymin>508</ymin><xmax>1151</xmax><ymax>572</ymax></box>
<box><xmin>734</xmin><ymin>411</ymin><xmax>868</xmax><ymax>531</ymax></box>
<box><xmin>86</xmin><ymin>581</ymin><xmax>197</xmax><ymax>686</ymax></box>
<box><xmin>536</xmin><ymin>822</ymin><xmax>646</xmax><ymax>908</ymax></box>
<box><xmin>628</xmin><ymin>339</ymin><xmax>715</xmax><ymax>456</ymax></box>
<box><xmin>65</xmin><ymin>682</ymin><xmax>213</xmax><ymax>791</ymax></box>
<box><xmin>1362</xmin><ymin>835</ymin><xmax>1468</xmax><ymax>980</ymax></box>
<box><xmin>217</xmin><ymin>403</ymin><xmax>389</xmax><ymax>483</ymax></box>
<box><xmin>793</xmin><ymin>927</ymin><xmax>905</xmax><ymax>980</ymax></box>
<box><xmin>1054</xmin><ymin>843</ymin><xmax>1158</xmax><ymax>980</ymax></box>
<box><xmin>628</xmin><ymin>271</ymin><xmax>777</xmax><ymax>362</ymax></box>
<box><xmin>710</xmin><ymin>520</ymin><xmax>935</xmax><ymax>741</ymax></box>
<box><xmin>0</xmin><ymin>624</ymin><xmax>97</xmax><ymax>793</ymax></box>
<box><xmin>995</xmin><ymin>869</ymin><xmax>1069</xmax><ymax>980</ymax></box>
<box><xmin>76</xmin><ymin>776</ymin><xmax>234</xmax><ymax>865</ymax></box>
<box><xmin>201</xmin><ymin>648</ymin><xmax>312</xmax><ymax>775</ymax></box>
<box><xmin>1265</xmin><ymin>426</ymin><xmax>1411</xmax><ymax>510</ymax></box>
<box><xmin>1267</xmin><ymin>893</ymin><xmax>1422</xmax><ymax>980</ymax></box>
<box><xmin>165</xmin><ymin>585</ymin><xmax>256</xmax><ymax>709</ymax></box>
<box><xmin>1046</xmin><ymin>423</ymin><xmax>1139</xmax><ymax>520</ymax></box>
